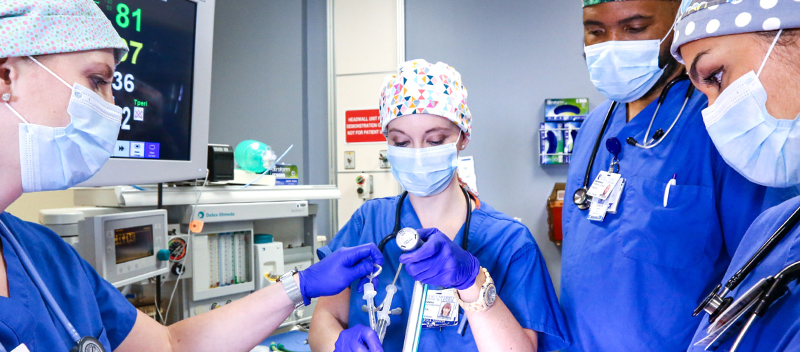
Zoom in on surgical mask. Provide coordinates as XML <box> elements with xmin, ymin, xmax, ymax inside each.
<box><xmin>584</xmin><ymin>32</ymin><xmax>672</xmax><ymax>103</ymax></box>
<box><xmin>387</xmin><ymin>136</ymin><xmax>460</xmax><ymax>197</ymax></box>
<box><xmin>703</xmin><ymin>29</ymin><xmax>800</xmax><ymax>188</ymax></box>
<box><xmin>4</xmin><ymin>57</ymin><xmax>122</xmax><ymax>193</ymax></box>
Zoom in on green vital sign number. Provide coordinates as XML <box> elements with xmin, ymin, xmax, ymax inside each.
<box><xmin>115</xmin><ymin>3</ymin><xmax>142</xmax><ymax>32</ymax></box>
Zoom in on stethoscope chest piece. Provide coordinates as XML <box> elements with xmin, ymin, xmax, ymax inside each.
<box><xmin>70</xmin><ymin>337</ymin><xmax>104</xmax><ymax>352</ymax></box>
<box><xmin>573</xmin><ymin>187</ymin><xmax>591</xmax><ymax>210</ymax></box>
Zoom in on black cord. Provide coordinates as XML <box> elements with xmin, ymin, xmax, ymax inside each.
<box><xmin>378</xmin><ymin>188</ymin><xmax>472</xmax><ymax>253</ymax></box>
<box><xmin>583</xmin><ymin>102</ymin><xmax>618</xmax><ymax>188</ymax></box>
<box><xmin>377</xmin><ymin>192</ymin><xmax>409</xmax><ymax>253</ymax></box>
<box><xmin>155</xmin><ymin>183</ymin><xmax>163</xmax><ymax>324</ymax></box>
<box><xmin>727</xmin><ymin>205</ymin><xmax>800</xmax><ymax>292</ymax></box>
<box><xmin>462</xmin><ymin>187</ymin><xmax>472</xmax><ymax>251</ymax></box>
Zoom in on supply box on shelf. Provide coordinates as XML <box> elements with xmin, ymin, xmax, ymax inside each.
<box><xmin>539</xmin><ymin>98</ymin><xmax>589</xmax><ymax>165</ymax></box>
<box><xmin>272</xmin><ymin>163</ymin><xmax>299</xmax><ymax>186</ymax></box>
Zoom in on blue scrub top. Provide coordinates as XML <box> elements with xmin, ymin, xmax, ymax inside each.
<box><xmin>688</xmin><ymin>196</ymin><xmax>800</xmax><ymax>352</ymax></box>
<box><xmin>0</xmin><ymin>212</ymin><xmax>137</xmax><ymax>352</ymax></box>
<box><xmin>319</xmin><ymin>195</ymin><xmax>570</xmax><ymax>352</ymax></box>
<box><xmin>561</xmin><ymin>80</ymin><xmax>798</xmax><ymax>352</ymax></box>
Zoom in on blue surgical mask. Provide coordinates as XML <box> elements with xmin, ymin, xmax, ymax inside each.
<box><xmin>584</xmin><ymin>39</ymin><xmax>666</xmax><ymax>103</ymax></box>
<box><xmin>703</xmin><ymin>30</ymin><xmax>800</xmax><ymax>188</ymax></box>
<box><xmin>387</xmin><ymin>136</ymin><xmax>460</xmax><ymax>197</ymax></box>
<box><xmin>4</xmin><ymin>57</ymin><xmax>122</xmax><ymax>193</ymax></box>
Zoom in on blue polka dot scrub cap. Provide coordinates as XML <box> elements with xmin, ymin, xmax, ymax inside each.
<box><xmin>671</xmin><ymin>0</ymin><xmax>800</xmax><ymax>63</ymax></box>
<box><xmin>0</xmin><ymin>0</ymin><xmax>128</xmax><ymax>64</ymax></box>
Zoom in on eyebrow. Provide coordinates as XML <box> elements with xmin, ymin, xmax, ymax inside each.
<box><xmin>424</xmin><ymin>127</ymin><xmax>451</xmax><ymax>134</ymax></box>
<box><xmin>86</xmin><ymin>62</ymin><xmax>114</xmax><ymax>80</ymax></box>
<box><xmin>689</xmin><ymin>49</ymin><xmax>711</xmax><ymax>83</ymax></box>
<box><xmin>583</xmin><ymin>14</ymin><xmax>653</xmax><ymax>27</ymax></box>
<box><xmin>617</xmin><ymin>14</ymin><xmax>653</xmax><ymax>25</ymax></box>
<box><xmin>387</xmin><ymin>128</ymin><xmax>407</xmax><ymax>135</ymax></box>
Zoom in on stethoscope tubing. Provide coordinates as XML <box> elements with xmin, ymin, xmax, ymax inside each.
<box><xmin>0</xmin><ymin>219</ymin><xmax>82</xmax><ymax>344</ymax></box>
<box><xmin>377</xmin><ymin>187</ymin><xmax>473</xmax><ymax>254</ymax></box>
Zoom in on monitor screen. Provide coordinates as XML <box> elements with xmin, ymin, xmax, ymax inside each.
<box><xmin>99</xmin><ymin>0</ymin><xmax>198</xmax><ymax>161</ymax></box>
<box><xmin>114</xmin><ymin>224</ymin><xmax>155</xmax><ymax>264</ymax></box>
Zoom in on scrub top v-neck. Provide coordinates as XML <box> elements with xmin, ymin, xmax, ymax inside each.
<box><xmin>0</xmin><ymin>212</ymin><xmax>137</xmax><ymax>352</ymax></box>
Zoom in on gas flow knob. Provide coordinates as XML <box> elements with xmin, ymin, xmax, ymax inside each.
<box><xmin>356</xmin><ymin>174</ymin><xmax>373</xmax><ymax>200</ymax></box>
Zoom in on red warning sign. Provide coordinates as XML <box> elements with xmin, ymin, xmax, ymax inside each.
<box><xmin>345</xmin><ymin>109</ymin><xmax>386</xmax><ymax>143</ymax></box>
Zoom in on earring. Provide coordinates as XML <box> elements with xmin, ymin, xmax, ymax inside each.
<box><xmin>1</xmin><ymin>93</ymin><xmax>9</xmax><ymax>102</ymax></box>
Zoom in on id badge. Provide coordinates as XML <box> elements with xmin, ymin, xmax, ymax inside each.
<box><xmin>588</xmin><ymin>196</ymin><xmax>609</xmax><ymax>222</ymax></box>
<box><xmin>421</xmin><ymin>288</ymin><xmax>459</xmax><ymax>329</ymax></box>
<box><xmin>606</xmin><ymin>178</ymin><xmax>625</xmax><ymax>214</ymax></box>
<box><xmin>586</xmin><ymin>171</ymin><xmax>621</xmax><ymax>201</ymax></box>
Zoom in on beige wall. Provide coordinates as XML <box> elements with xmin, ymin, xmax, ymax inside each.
<box><xmin>333</xmin><ymin>0</ymin><xmax>403</xmax><ymax>228</ymax></box>
<box><xmin>6</xmin><ymin>190</ymin><xmax>75</xmax><ymax>223</ymax></box>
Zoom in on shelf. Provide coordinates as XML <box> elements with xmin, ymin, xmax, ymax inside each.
<box><xmin>73</xmin><ymin>185</ymin><xmax>342</xmax><ymax>207</ymax></box>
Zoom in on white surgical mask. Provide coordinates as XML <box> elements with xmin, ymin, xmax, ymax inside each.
<box><xmin>584</xmin><ymin>25</ymin><xmax>675</xmax><ymax>103</ymax></box>
<box><xmin>702</xmin><ymin>29</ymin><xmax>800</xmax><ymax>188</ymax></box>
<box><xmin>387</xmin><ymin>135</ymin><xmax>460</xmax><ymax>197</ymax></box>
<box><xmin>4</xmin><ymin>57</ymin><xmax>122</xmax><ymax>192</ymax></box>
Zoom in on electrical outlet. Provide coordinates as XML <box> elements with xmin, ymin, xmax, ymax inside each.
<box><xmin>344</xmin><ymin>151</ymin><xmax>355</xmax><ymax>169</ymax></box>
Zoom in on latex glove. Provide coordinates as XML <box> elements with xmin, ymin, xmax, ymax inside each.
<box><xmin>298</xmin><ymin>243</ymin><xmax>383</xmax><ymax>305</ymax></box>
<box><xmin>399</xmin><ymin>228</ymin><xmax>480</xmax><ymax>290</ymax></box>
<box><xmin>334</xmin><ymin>325</ymin><xmax>384</xmax><ymax>352</ymax></box>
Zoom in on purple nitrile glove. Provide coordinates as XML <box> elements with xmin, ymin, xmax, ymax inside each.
<box><xmin>298</xmin><ymin>243</ymin><xmax>383</xmax><ymax>305</ymax></box>
<box><xmin>334</xmin><ymin>325</ymin><xmax>384</xmax><ymax>352</ymax></box>
<box><xmin>399</xmin><ymin>228</ymin><xmax>480</xmax><ymax>290</ymax></box>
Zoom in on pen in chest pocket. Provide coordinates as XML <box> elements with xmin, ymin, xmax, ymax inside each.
<box><xmin>664</xmin><ymin>174</ymin><xmax>677</xmax><ymax>207</ymax></box>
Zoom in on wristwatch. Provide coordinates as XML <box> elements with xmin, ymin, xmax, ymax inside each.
<box><xmin>455</xmin><ymin>267</ymin><xmax>497</xmax><ymax>312</ymax></box>
<box><xmin>280</xmin><ymin>269</ymin><xmax>304</xmax><ymax>309</ymax></box>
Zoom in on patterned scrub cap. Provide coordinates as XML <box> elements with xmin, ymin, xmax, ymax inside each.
<box><xmin>671</xmin><ymin>0</ymin><xmax>800</xmax><ymax>63</ymax></box>
<box><xmin>379</xmin><ymin>59</ymin><xmax>472</xmax><ymax>140</ymax></box>
<box><xmin>0</xmin><ymin>0</ymin><xmax>128</xmax><ymax>64</ymax></box>
<box><xmin>583</xmin><ymin>0</ymin><xmax>680</xmax><ymax>7</ymax></box>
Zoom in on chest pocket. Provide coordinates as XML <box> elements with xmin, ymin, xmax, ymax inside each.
<box><xmin>617</xmin><ymin>176</ymin><xmax>718</xmax><ymax>269</ymax></box>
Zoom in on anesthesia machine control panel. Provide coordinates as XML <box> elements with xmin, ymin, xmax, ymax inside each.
<box><xmin>77</xmin><ymin>210</ymin><xmax>171</xmax><ymax>287</ymax></box>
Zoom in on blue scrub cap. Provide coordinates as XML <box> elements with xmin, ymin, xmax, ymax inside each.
<box><xmin>0</xmin><ymin>0</ymin><xmax>129</xmax><ymax>64</ymax></box>
<box><xmin>671</xmin><ymin>0</ymin><xmax>800</xmax><ymax>63</ymax></box>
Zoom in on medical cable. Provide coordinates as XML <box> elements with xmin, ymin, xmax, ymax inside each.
<box><xmin>626</xmin><ymin>74</ymin><xmax>695</xmax><ymax>149</ymax></box>
<box><xmin>572</xmin><ymin>101</ymin><xmax>618</xmax><ymax>210</ymax></box>
<box><xmin>163</xmin><ymin>170</ymin><xmax>210</xmax><ymax>325</ymax></box>
<box><xmin>243</xmin><ymin>144</ymin><xmax>294</xmax><ymax>188</ymax></box>
<box><xmin>695</xmin><ymin>204</ymin><xmax>800</xmax><ymax>323</ymax></box>
<box><xmin>729</xmin><ymin>260</ymin><xmax>800</xmax><ymax>352</ymax></box>
<box><xmin>0</xmin><ymin>219</ymin><xmax>82</xmax><ymax>344</ymax></box>
<box><xmin>725</xmin><ymin>205</ymin><xmax>800</xmax><ymax>296</ymax></box>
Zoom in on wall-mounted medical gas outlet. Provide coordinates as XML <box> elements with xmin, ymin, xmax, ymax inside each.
<box><xmin>356</xmin><ymin>174</ymin><xmax>374</xmax><ymax>200</ymax></box>
<box><xmin>379</xmin><ymin>150</ymin><xmax>390</xmax><ymax>169</ymax></box>
<box><xmin>344</xmin><ymin>151</ymin><xmax>356</xmax><ymax>169</ymax></box>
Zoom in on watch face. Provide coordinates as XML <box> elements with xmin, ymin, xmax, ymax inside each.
<box><xmin>485</xmin><ymin>284</ymin><xmax>497</xmax><ymax>306</ymax></box>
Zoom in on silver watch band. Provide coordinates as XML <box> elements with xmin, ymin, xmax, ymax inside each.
<box><xmin>280</xmin><ymin>270</ymin><xmax>304</xmax><ymax>309</ymax></box>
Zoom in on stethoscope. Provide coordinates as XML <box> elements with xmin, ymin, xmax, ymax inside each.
<box><xmin>0</xmin><ymin>219</ymin><xmax>105</xmax><ymax>352</ymax></box>
<box><xmin>693</xmin><ymin>204</ymin><xmax>800</xmax><ymax>351</ymax></box>
<box><xmin>572</xmin><ymin>74</ymin><xmax>695</xmax><ymax>210</ymax></box>
<box><xmin>377</xmin><ymin>186</ymin><xmax>472</xmax><ymax>254</ymax></box>
<box><xmin>375</xmin><ymin>187</ymin><xmax>473</xmax><ymax>337</ymax></box>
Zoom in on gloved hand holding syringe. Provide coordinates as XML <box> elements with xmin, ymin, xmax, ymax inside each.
<box><xmin>379</xmin><ymin>228</ymin><xmax>425</xmax><ymax>343</ymax></box>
